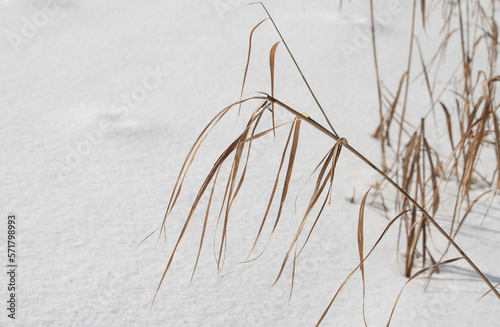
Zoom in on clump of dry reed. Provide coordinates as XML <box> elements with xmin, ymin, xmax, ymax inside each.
<box><xmin>146</xmin><ymin>1</ymin><xmax>500</xmax><ymax>325</ymax></box>
<box><xmin>371</xmin><ymin>0</ymin><xmax>500</xmax><ymax>279</ymax></box>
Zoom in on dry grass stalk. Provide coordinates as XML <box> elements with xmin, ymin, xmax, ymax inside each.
<box><xmin>369</xmin><ymin>0</ymin><xmax>386</xmax><ymax>171</ymax></box>
<box><xmin>396</xmin><ymin>119</ymin><xmax>441</xmax><ymax>277</ymax></box>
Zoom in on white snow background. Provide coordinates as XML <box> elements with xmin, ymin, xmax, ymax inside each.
<box><xmin>1</xmin><ymin>0</ymin><xmax>499</xmax><ymax>326</ymax></box>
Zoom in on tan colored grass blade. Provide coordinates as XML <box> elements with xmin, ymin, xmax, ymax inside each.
<box><xmin>490</xmin><ymin>19</ymin><xmax>498</xmax><ymax>69</ymax></box>
<box><xmin>395</xmin><ymin>0</ymin><xmax>417</xmax><ymax>162</ymax></box>
<box><xmin>452</xmin><ymin>190</ymin><xmax>494</xmax><ymax>238</ymax></box>
<box><xmin>359</xmin><ymin>187</ymin><xmax>373</xmax><ymax>327</ymax></box>
<box><xmin>139</xmin><ymin>226</ymin><xmax>159</xmax><ymax>246</ymax></box>
<box><xmin>423</xmin><ymin>138</ymin><xmax>440</xmax><ymax>215</ymax></box>
<box><xmin>461</xmin><ymin>99</ymin><xmax>489</xmax><ymax>197</ymax></box>
<box><xmin>440</xmin><ymin>102</ymin><xmax>455</xmax><ymax>149</ymax></box>
<box><xmin>214</xmin><ymin>160</ymin><xmax>234</xmax><ymax>266</ymax></box>
<box><xmin>316</xmin><ymin>211</ymin><xmax>409</xmax><ymax>326</ymax></box>
<box><xmin>386</xmin><ymin>258</ymin><xmax>462</xmax><ymax>326</ymax></box>
<box><xmin>421</xmin><ymin>0</ymin><xmax>426</xmax><ymax>28</ymax></box>
<box><xmin>456</xmin><ymin>0</ymin><xmax>469</xmax><ymax>99</ymax></box>
<box><xmin>270</xmin><ymin>118</ymin><xmax>301</xmax><ymax>235</ymax></box>
<box><xmin>191</xmin><ymin>165</ymin><xmax>222</xmax><ymax>281</ymax></box>
<box><xmin>239</xmin><ymin>18</ymin><xmax>269</xmax><ymax>114</ymax></box>
<box><xmin>478</xmin><ymin>282</ymin><xmax>500</xmax><ymax>301</ymax></box>
<box><xmin>269</xmin><ymin>41</ymin><xmax>281</xmax><ymax>137</ymax></box>
<box><xmin>416</xmin><ymin>39</ymin><xmax>435</xmax><ymax>114</ymax></box>
<box><xmin>290</xmin><ymin>244</ymin><xmax>298</xmax><ymax>301</ymax></box>
<box><xmin>248</xmin><ymin>119</ymin><xmax>294</xmax><ymax>141</ymax></box>
<box><xmin>369</xmin><ymin>0</ymin><xmax>384</xmax><ymax>169</ymax></box>
<box><xmin>375</xmin><ymin>72</ymin><xmax>407</xmax><ymax>146</ymax></box>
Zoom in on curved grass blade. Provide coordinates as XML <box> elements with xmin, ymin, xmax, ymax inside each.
<box><xmin>269</xmin><ymin>41</ymin><xmax>281</xmax><ymax>137</ymax></box>
<box><xmin>359</xmin><ymin>187</ymin><xmax>373</xmax><ymax>327</ymax></box>
<box><xmin>316</xmin><ymin>210</ymin><xmax>410</xmax><ymax>326</ymax></box>
<box><xmin>239</xmin><ymin>18</ymin><xmax>268</xmax><ymax>114</ymax></box>
<box><xmin>386</xmin><ymin>257</ymin><xmax>463</xmax><ymax>326</ymax></box>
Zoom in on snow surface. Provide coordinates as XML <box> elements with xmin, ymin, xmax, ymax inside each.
<box><xmin>1</xmin><ymin>0</ymin><xmax>499</xmax><ymax>326</ymax></box>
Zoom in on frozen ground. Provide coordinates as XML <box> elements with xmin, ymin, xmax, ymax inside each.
<box><xmin>1</xmin><ymin>0</ymin><xmax>499</xmax><ymax>326</ymax></box>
